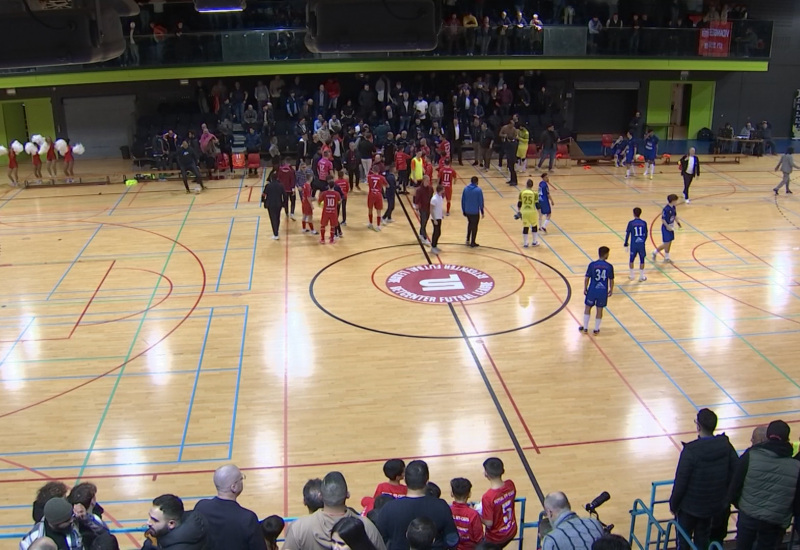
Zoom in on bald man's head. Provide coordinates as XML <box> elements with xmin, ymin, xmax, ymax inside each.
<box><xmin>751</xmin><ymin>426</ymin><xmax>768</xmax><ymax>446</ymax></box>
<box><xmin>213</xmin><ymin>464</ymin><xmax>244</xmax><ymax>499</ymax></box>
<box><xmin>29</xmin><ymin>538</ymin><xmax>58</xmax><ymax>550</ymax></box>
<box><xmin>544</xmin><ymin>491</ymin><xmax>571</xmax><ymax>520</ymax></box>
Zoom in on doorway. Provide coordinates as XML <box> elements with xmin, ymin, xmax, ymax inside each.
<box><xmin>669</xmin><ymin>83</ymin><xmax>692</xmax><ymax>140</ymax></box>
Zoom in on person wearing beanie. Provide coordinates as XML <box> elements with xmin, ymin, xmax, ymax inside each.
<box><xmin>20</xmin><ymin>497</ymin><xmax>83</xmax><ymax>550</ymax></box>
<box><xmin>728</xmin><ymin>420</ymin><xmax>800</xmax><ymax>550</ymax></box>
<box><xmin>668</xmin><ymin>408</ymin><xmax>738</xmax><ymax>550</ymax></box>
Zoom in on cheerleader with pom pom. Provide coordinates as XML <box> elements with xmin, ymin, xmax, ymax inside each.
<box><xmin>26</xmin><ymin>141</ymin><xmax>43</xmax><ymax>183</ymax></box>
<box><xmin>8</xmin><ymin>141</ymin><xmax>23</xmax><ymax>186</ymax></box>
<box><xmin>44</xmin><ymin>137</ymin><xmax>57</xmax><ymax>177</ymax></box>
<box><xmin>60</xmin><ymin>139</ymin><xmax>76</xmax><ymax>182</ymax></box>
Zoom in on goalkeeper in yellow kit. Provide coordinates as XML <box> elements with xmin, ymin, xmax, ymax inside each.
<box><xmin>515</xmin><ymin>179</ymin><xmax>540</xmax><ymax>248</ymax></box>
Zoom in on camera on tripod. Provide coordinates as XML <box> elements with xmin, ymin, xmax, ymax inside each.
<box><xmin>585</xmin><ymin>492</ymin><xmax>614</xmax><ymax>534</ymax></box>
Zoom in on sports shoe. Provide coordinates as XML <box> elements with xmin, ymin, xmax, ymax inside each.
<box><xmin>531</xmin><ymin>242</ymin><xmax>540</xmax><ymax>247</ymax></box>
<box><xmin>592</xmin><ymin>329</ymin><xmax>600</xmax><ymax>335</ymax></box>
<box><xmin>639</xmin><ymin>275</ymin><xmax>648</xmax><ymax>281</ymax></box>
<box><xmin>465</xmin><ymin>239</ymin><xmax>470</xmax><ymax>245</ymax></box>
<box><xmin>578</xmin><ymin>326</ymin><xmax>588</xmax><ymax>334</ymax></box>
<box><xmin>629</xmin><ymin>275</ymin><xmax>635</xmax><ymax>281</ymax></box>
<box><xmin>272</xmin><ymin>235</ymin><xmax>279</xmax><ymax>240</ymax></box>
<box><xmin>685</xmin><ymin>199</ymin><xmax>690</xmax><ymax>204</ymax></box>
<box><xmin>774</xmin><ymin>189</ymin><xmax>779</xmax><ymax>195</ymax></box>
<box><xmin>421</xmin><ymin>238</ymin><xmax>431</xmax><ymax>246</ymax></box>
<box><xmin>310</xmin><ymin>230</ymin><xmax>318</xmax><ymax>235</ymax></box>
<box><xmin>664</xmin><ymin>258</ymin><xmax>673</xmax><ymax>263</ymax></box>
<box><xmin>651</xmin><ymin>250</ymin><xmax>657</xmax><ymax>260</ymax></box>
<box><xmin>541</xmin><ymin>227</ymin><xmax>547</xmax><ymax>234</ymax></box>
<box><xmin>374</xmin><ymin>225</ymin><xmax>382</xmax><ymax>232</ymax></box>
<box><xmin>289</xmin><ymin>213</ymin><xmax>296</xmax><ymax>220</ymax></box>
<box><xmin>431</xmin><ymin>247</ymin><xmax>441</xmax><ymax>255</ymax></box>
<box><xmin>649</xmin><ymin>175</ymin><xmax>653</xmax><ymax>180</ymax></box>
<box><xmin>446</xmin><ymin>212</ymin><xmax>450</xmax><ymax>217</ymax></box>
<box><xmin>787</xmin><ymin>190</ymin><xmax>794</xmax><ymax>194</ymax></box>
<box><xmin>341</xmin><ymin>221</ymin><xmax>347</xmax><ymax>226</ymax></box>
<box><xmin>523</xmin><ymin>243</ymin><xmax>529</xmax><ymax>248</ymax></box>
<box><xmin>470</xmin><ymin>243</ymin><xmax>480</xmax><ymax>248</ymax></box>
<box><xmin>329</xmin><ymin>239</ymin><xmax>335</xmax><ymax>244</ymax></box>
<box><xmin>319</xmin><ymin>238</ymin><xmax>325</xmax><ymax>244</ymax></box>
<box><xmin>302</xmin><ymin>228</ymin><xmax>309</xmax><ymax>233</ymax></box>
<box><xmin>367</xmin><ymin>223</ymin><xmax>374</xmax><ymax>229</ymax></box>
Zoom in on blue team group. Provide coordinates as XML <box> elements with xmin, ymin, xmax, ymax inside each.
<box><xmin>578</xmin><ymin>194</ymin><xmax>681</xmax><ymax>335</ymax></box>
<box><xmin>612</xmin><ymin>128</ymin><xmax>660</xmax><ymax>180</ymax></box>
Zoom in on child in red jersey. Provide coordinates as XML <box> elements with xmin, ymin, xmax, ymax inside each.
<box><xmin>362</xmin><ymin>458</ymin><xmax>407</xmax><ymax>516</ymax></box>
<box><xmin>437</xmin><ymin>157</ymin><xmax>458</xmax><ymax>216</ymax></box>
<box><xmin>301</xmin><ymin>172</ymin><xmax>317</xmax><ymax>235</ymax></box>
<box><xmin>334</xmin><ymin>170</ymin><xmax>349</xmax><ymax>227</ymax></box>
<box><xmin>450</xmin><ymin>478</ymin><xmax>483</xmax><ymax>550</ymax></box>
<box><xmin>481</xmin><ymin>457</ymin><xmax>517</xmax><ymax>548</ymax></box>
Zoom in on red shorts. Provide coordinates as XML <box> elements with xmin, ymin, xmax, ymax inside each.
<box><xmin>9</xmin><ymin>158</ymin><xmax>17</xmax><ymax>169</ymax></box>
<box><xmin>302</xmin><ymin>201</ymin><xmax>313</xmax><ymax>216</ymax></box>
<box><xmin>367</xmin><ymin>192</ymin><xmax>383</xmax><ymax>211</ymax></box>
<box><xmin>444</xmin><ymin>186</ymin><xmax>452</xmax><ymax>201</ymax></box>
<box><xmin>321</xmin><ymin>212</ymin><xmax>338</xmax><ymax>228</ymax></box>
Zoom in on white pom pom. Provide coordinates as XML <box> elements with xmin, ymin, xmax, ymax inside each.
<box><xmin>38</xmin><ymin>142</ymin><xmax>50</xmax><ymax>155</ymax></box>
<box><xmin>73</xmin><ymin>143</ymin><xmax>85</xmax><ymax>156</ymax></box>
<box><xmin>0</xmin><ymin>146</ymin><xmax>7</xmax><ymax>157</ymax></box>
<box><xmin>24</xmin><ymin>142</ymin><xmax>38</xmax><ymax>155</ymax></box>
<box><xmin>11</xmin><ymin>140</ymin><xmax>24</xmax><ymax>154</ymax></box>
<box><xmin>31</xmin><ymin>134</ymin><xmax>44</xmax><ymax>146</ymax></box>
<box><xmin>55</xmin><ymin>139</ymin><xmax>68</xmax><ymax>155</ymax></box>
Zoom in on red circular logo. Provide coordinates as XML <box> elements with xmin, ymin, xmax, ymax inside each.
<box><xmin>385</xmin><ymin>264</ymin><xmax>495</xmax><ymax>304</ymax></box>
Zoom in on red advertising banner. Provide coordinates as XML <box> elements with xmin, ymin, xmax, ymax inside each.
<box><xmin>698</xmin><ymin>22</ymin><xmax>732</xmax><ymax>57</ymax></box>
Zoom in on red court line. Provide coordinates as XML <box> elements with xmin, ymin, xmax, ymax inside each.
<box><xmin>247</xmin><ymin>187</ymin><xmax>254</xmax><ymax>202</ymax></box>
<box><xmin>719</xmin><ymin>232</ymin><xmax>800</xmax><ymax>285</ymax></box>
<box><xmin>283</xmin><ymin>214</ymin><xmax>291</xmax><ymax>517</ymax></box>
<box><xmin>0</xmin><ymin>457</ymin><xmax>141</xmax><ymax>548</ymax></box>
<box><xmin>0</xmin><ymin>222</ymin><xmax>207</xmax><ymax>419</ymax></box>
<box><xmin>68</xmin><ymin>260</ymin><xmax>115</xmax><ymax>338</ymax></box>
<box><xmin>483</xmin><ymin>205</ymin><xmax>682</xmax><ymax>451</ymax></box>
<box><xmin>82</xmin><ymin>268</ymin><xmax>175</xmax><ymax>326</ymax></box>
<box><xmin>127</xmin><ymin>181</ymin><xmax>146</xmax><ymax>206</ymax></box>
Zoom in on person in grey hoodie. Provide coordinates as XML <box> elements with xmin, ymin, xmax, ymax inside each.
<box><xmin>773</xmin><ymin>147</ymin><xmax>799</xmax><ymax>195</ymax></box>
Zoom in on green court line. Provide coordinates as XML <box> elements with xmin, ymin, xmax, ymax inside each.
<box><xmin>75</xmin><ymin>198</ymin><xmax>196</xmax><ymax>481</ymax></box>
<box><xmin>548</xmin><ymin>180</ymin><xmax>800</xmax><ymax>391</ymax></box>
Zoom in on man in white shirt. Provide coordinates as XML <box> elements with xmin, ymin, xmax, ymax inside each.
<box><xmin>430</xmin><ymin>185</ymin><xmax>445</xmax><ymax>255</ymax></box>
<box><xmin>414</xmin><ymin>94</ymin><xmax>429</xmax><ymax>122</ymax></box>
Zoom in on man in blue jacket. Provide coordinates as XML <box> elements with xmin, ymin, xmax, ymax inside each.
<box><xmin>461</xmin><ymin>176</ymin><xmax>484</xmax><ymax>247</ymax></box>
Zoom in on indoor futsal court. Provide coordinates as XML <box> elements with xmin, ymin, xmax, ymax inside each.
<box><xmin>0</xmin><ymin>155</ymin><xmax>798</xmax><ymax>548</ymax></box>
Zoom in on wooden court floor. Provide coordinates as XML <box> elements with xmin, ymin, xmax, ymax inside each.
<box><xmin>0</xmin><ymin>156</ymin><xmax>798</xmax><ymax>548</ymax></box>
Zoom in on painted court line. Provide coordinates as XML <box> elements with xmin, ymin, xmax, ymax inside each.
<box><xmin>47</xmin><ymin>224</ymin><xmax>103</xmax><ymax>300</ymax></box>
<box><xmin>177</xmin><ymin>308</ymin><xmax>215</xmax><ymax>461</ymax></box>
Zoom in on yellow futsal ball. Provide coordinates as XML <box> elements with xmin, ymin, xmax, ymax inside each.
<box><xmin>125</xmin><ymin>179</ymin><xmax>137</xmax><ymax>187</ymax></box>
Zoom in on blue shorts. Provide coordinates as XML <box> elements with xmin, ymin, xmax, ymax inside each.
<box><xmin>585</xmin><ymin>291</ymin><xmax>608</xmax><ymax>308</ymax></box>
<box><xmin>661</xmin><ymin>226</ymin><xmax>675</xmax><ymax>243</ymax></box>
<box><xmin>644</xmin><ymin>153</ymin><xmax>656</xmax><ymax>162</ymax></box>
<box><xmin>625</xmin><ymin>153</ymin><xmax>635</xmax><ymax>164</ymax></box>
<box><xmin>539</xmin><ymin>201</ymin><xmax>551</xmax><ymax>215</ymax></box>
<box><xmin>629</xmin><ymin>247</ymin><xmax>645</xmax><ymax>263</ymax></box>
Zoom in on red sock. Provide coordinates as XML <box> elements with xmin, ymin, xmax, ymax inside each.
<box><xmin>447</xmin><ymin>201</ymin><xmax>451</xmax><ymax>213</ymax></box>
<box><xmin>369</xmin><ymin>213</ymin><xmax>373</xmax><ymax>224</ymax></box>
<box><xmin>377</xmin><ymin>216</ymin><xmax>382</xmax><ymax>227</ymax></box>
<box><xmin>302</xmin><ymin>221</ymin><xmax>307</xmax><ymax>230</ymax></box>
<box><xmin>309</xmin><ymin>222</ymin><xmax>314</xmax><ymax>231</ymax></box>
<box><xmin>320</xmin><ymin>228</ymin><xmax>325</xmax><ymax>240</ymax></box>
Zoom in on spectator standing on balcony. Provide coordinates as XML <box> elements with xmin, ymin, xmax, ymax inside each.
<box><xmin>496</xmin><ymin>11</ymin><xmax>512</xmax><ymax>54</ymax></box>
<box><xmin>541</xmin><ymin>492</ymin><xmax>604</xmax><ymax>550</ymax></box>
<box><xmin>588</xmin><ymin>16</ymin><xmax>602</xmax><ymax>53</ymax></box>
<box><xmin>606</xmin><ymin>13</ymin><xmax>623</xmax><ymax>54</ymax></box>
<box><xmin>668</xmin><ymin>408</ymin><xmax>738</xmax><ymax>550</ymax></box>
<box><xmin>261</xmin><ymin>103</ymin><xmax>275</xmax><ymax>138</ymax></box>
<box><xmin>150</xmin><ymin>22</ymin><xmax>167</xmax><ymax>63</ymax></box>
<box><xmin>629</xmin><ymin>14</ymin><xmax>641</xmax><ymax>54</ymax></box>
<box><xmin>325</xmin><ymin>78</ymin><xmax>340</xmax><ymax>112</ymax></box>
<box><xmin>530</xmin><ymin>14</ymin><xmax>544</xmax><ymax>54</ymax></box>
<box><xmin>515</xmin><ymin>82</ymin><xmax>531</xmax><ymax>118</ymax></box>
<box><xmin>463</xmin><ymin>12</ymin><xmax>478</xmax><ymax>54</ymax></box>
<box><xmin>443</xmin><ymin>14</ymin><xmax>461</xmax><ymax>54</ymax></box>
<box><xmin>124</xmin><ymin>22</ymin><xmax>140</xmax><ymax>66</ymax></box>
<box><xmin>728</xmin><ymin>420</ymin><xmax>800</xmax><ymax>550</ymax></box>
<box><xmin>478</xmin><ymin>16</ymin><xmax>493</xmax><ymax>55</ymax></box>
<box><xmin>173</xmin><ymin>21</ymin><xmax>191</xmax><ymax>63</ymax></box>
<box><xmin>397</xmin><ymin>92</ymin><xmax>413</xmax><ymax>133</ymax></box>
<box><xmin>498</xmin><ymin>84</ymin><xmax>513</xmax><ymax>117</ymax></box>
<box><xmin>194</xmin><ymin>465</ymin><xmax>266</xmax><ymax>550</ymax></box>
<box><xmin>512</xmin><ymin>10</ymin><xmax>528</xmax><ymax>54</ymax></box>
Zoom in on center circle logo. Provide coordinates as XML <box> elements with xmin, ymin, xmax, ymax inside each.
<box><xmin>385</xmin><ymin>264</ymin><xmax>495</xmax><ymax>304</ymax></box>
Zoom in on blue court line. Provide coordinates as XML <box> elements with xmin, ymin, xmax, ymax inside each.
<box><xmin>0</xmin><ymin>442</ymin><xmax>227</xmax><ymax>458</ymax></box>
<box><xmin>46</xmin><ymin>224</ymin><xmax>103</xmax><ymax>300</ymax></box>
<box><xmin>248</xmin><ymin>217</ymin><xmax>260</xmax><ymax>290</ymax></box>
<box><xmin>704</xmin><ymin>394</ymin><xmax>800</xmax><ymax>409</ymax></box>
<box><xmin>0</xmin><ymin>304</ymin><xmax>245</xmax><ymax>323</ymax></box>
<box><xmin>505</xmin><ymin>205</ymin><xmax>577</xmax><ymax>274</ymax></box>
<box><xmin>107</xmin><ymin>186</ymin><xmax>132</xmax><ymax>216</ymax></box>
<box><xmin>478</xmin><ymin>165</ymin><xmax>505</xmax><ymax>197</ymax></box>
<box><xmin>637</xmin><ymin>327</ymin><xmax>800</xmax><ymax>344</ymax></box>
<box><xmin>234</xmin><ymin>171</ymin><xmax>248</xmax><ymax>209</ymax></box>
<box><xmin>216</xmin><ymin>219</ymin><xmax>235</xmax><ymax>292</ymax></box>
<box><xmin>228</xmin><ymin>305</ymin><xmax>248</xmax><ymax>459</ymax></box>
<box><xmin>0</xmin><ymin>495</ymin><xmax>212</xmax><ymax>511</ymax></box>
<box><xmin>0</xmin><ymin>367</ymin><xmax>238</xmax><ymax>384</ymax></box>
<box><xmin>178</xmin><ymin>308</ymin><xmax>214</xmax><ymax>461</ymax></box>
<box><xmin>81</xmin><ymin>246</ymin><xmax>252</xmax><ymax>261</ymax></box>
<box><xmin>679</xmin><ymin>218</ymin><xmax>749</xmax><ymax>264</ymax></box>
<box><xmin>720</xmin><ymin>408</ymin><xmax>800</xmax><ymax>422</ymax></box>
<box><xmin>0</xmin><ymin>317</ymin><xmax>36</xmax><ymax>368</ymax></box>
<box><xmin>0</xmin><ymin>188</ymin><xmax>24</xmax><ymax>210</ymax></box>
<box><xmin>552</xmin><ymin>220</ymin><xmax>743</xmax><ymax>413</ymax></box>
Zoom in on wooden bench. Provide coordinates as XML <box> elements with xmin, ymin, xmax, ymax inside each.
<box><xmin>24</xmin><ymin>176</ymin><xmax>111</xmax><ymax>188</ymax></box>
<box><xmin>703</xmin><ymin>154</ymin><xmax>742</xmax><ymax>164</ymax></box>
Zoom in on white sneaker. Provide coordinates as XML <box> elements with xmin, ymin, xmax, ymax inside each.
<box><xmin>367</xmin><ymin>223</ymin><xmax>374</xmax><ymax>229</ymax></box>
<box><xmin>639</xmin><ymin>275</ymin><xmax>648</xmax><ymax>281</ymax></box>
<box><xmin>341</xmin><ymin>221</ymin><xmax>347</xmax><ymax>226</ymax></box>
<box><xmin>523</xmin><ymin>243</ymin><xmax>529</xmax><ymax>248</ymax></box>
<box><xmin>531</xmin><ymin>242</ymin><xmax>539</xmax><ymax>247</ymax></box>
<box><xmin>629</xmin><ymin>275</ymin><xmax>635</xmax><ymax>281</ymax></box>
<box><xmin>685</xmin><ymin>199</ymin><xmax>691</xmax><ymax>204</ymax></box>
<box><xmin>289</xmin><ymin>213</ymin><xmax>296</xmax><ymax>220</ymax></box>
<box><xmin>431</xmin><ymin>247</ymin><xmax>441</xmax><ymax>255</ymax></box>
<box><xmin>302</xmin><ymin>228</ymin><xmax>309</xmax><ymax>233</ymax></box>
<box><xmin>421</xmin><ymin>238</ymin><xmax>431</xmax><ymax>246</ymax></box>
<box><xmin>374</xmin><ymin>225</ymin><xmax>382</xmax><ymax>232</ymax></box>
<box><xmin>651</xmin><ymin>250</ymin><xmax>657</xmax><ymax>260</ymax></box>
<box><xmin>310</xmin><ymin>230</ymin><xmax>318</xmax><ymax>235</ymax></box>
<box><xmin>272</xmin><ymin>235</ymin><xmax>279</xmax><ymax>240</ymax></box>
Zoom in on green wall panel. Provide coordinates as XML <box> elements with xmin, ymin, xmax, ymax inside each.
<box><xmin>23</xmin><ymin>98</ymin><xmax>56</xmax><ymax>141</ymax></box>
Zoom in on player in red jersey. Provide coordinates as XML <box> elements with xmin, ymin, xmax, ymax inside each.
<box><xmin>362</xmin><ymin>459</ymin><xmax>407</xmax><ymax>516</ymax></box>
<box><xmin>45</xmin><ymin>137</ymin><xmax>57</xmax><ymax>177</ymax></box>
<box><xmin>317</xmin><ymin>149</ymin><xmax>334</xmax><ymax>184</ymax></box>
<box><xmin>419</xmin><ymin>138</ymin><xmax>431</xmax><ymax>160</ymax></box>
<box><xmin>423</xmin><ymin>156</ymin><xmax>434</xmax><ymax>182</ymax></box>
<box><xmin>276</xmin><ymin>157</ymin><xmax>297</xmax><ymax>219</ymax></box>
<box><xmin>438</xmin><ymin>157</ymin><xmax>458</xmax><ymax>216</ymax></box>
<box><xmin>301</xmin><ymin>172</ymin><xmax>317</xmax><ymax>235</ymax></box>
<box><xmin>394</xmin><ymin>148</ymin><xmax>410</xmax><ymax>194</ymax></box>
<box><xmin>318</xmin><ymin>180</ymin><xmax>340</xmax><ymax>244</ymax></box>
<box><xmin>450</xmin><ymin>478</ymin><xmax>483</xmax><ymax>550</ymax></box>
<box><xmin>481</xmin><ymin>457</ymin><xmax>517</xmax><ymax>548</ymax></box>
<box><xmin>366</xmin><ymin>165</ymin><xmax>387</xmax><ymax>231</ymax></box>
<box><xmin>437</xmin><ymin>137</ymin><xmax>451</xmax><ymax>167</ymax></box>
<box><xmin>334</xmin><ymin>170</ymin><xmax>349</xmax><ymax>227</ymax></box>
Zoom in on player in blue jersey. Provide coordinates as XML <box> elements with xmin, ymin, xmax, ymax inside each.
<box><xmin>623</xmin><ymin>131</ymin><xmax>636</xmax><ymax>179</ymax></box>
<box><xmin>611</xmin><ymin>135</ymin><xmax>625</xmax><ymax>167</ymax></box>
<box><xmin>537</xmin><ymin>172</ymin><xmax>555</xmax><ymax>233</ymax></box>
<box><xmin>652</xmin><ymin>194</ymin><xmax>682</xmax><ymax>263</ymax></box>
<box><xmin>642</xmin><ymin>128</ymin><xmax>659</xmax><ymax>180</ymax></box>
<box><xmin>580</xmin><ymin>246</ymin><xmax>615</xmax><ymax>335</ymax></box>
<box><xmin>624</xmin><ymin>207</ymin><xmax>648</xmax><ymax>281</ymax></box>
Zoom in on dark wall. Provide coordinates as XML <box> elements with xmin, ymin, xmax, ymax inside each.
<box><xmin>713</xmin><ymin>0</ymin><xmax>799</xmax><ymax>137</ymax></box>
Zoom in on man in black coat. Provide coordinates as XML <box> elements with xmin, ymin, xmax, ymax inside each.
<box><xmin>669</xmin><ymin>408</ymin><xmax>738</xmax><ymax>550</ymax></box>
<box><xmin>177</xmin><ymin>141</ymin><xmax>205</xmax><ymax>194</ymax></box>
<box><xmin>262</xmin><ymin>168</ymin><xmax>285</xmax><ymax>240</ymax></box>
<box><xmin>679</xmin><ymin>147</ymin><xmax>700</xmax><ymax>204</ymax></box>
<box><xmin>143</xmin><ymin>494</ymin><xmax>209</xmax><ymax>550</ymax></box>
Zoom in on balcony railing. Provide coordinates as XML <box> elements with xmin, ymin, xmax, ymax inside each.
<box><xmin>0</xmin><ymin>19</ymin><xmax>771</xmax><ymax>76</ymax></box>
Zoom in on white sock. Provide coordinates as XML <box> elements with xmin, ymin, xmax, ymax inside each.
<box><xmin>640</xmin><ymin>268</ymin><xmax>645</xmax><ymax>278</ymax></box>
<box><xmin>532</xmin><ymin>232</ymin><xmax>538</xmax><ymax>244</ymax></box>
<box><xmin>629</xmin><ymin>268</ymin><xmax>634</xmax><ymax>278</ymax></box>
<box><xmin>626</xmin><ymin>167</ymin><xmax>631</xmax><ymax>177</ymax></box>
<box><xmin>665</xmin><ymin>252</ymin><xmax>670</xmax><ymax>260</ymax></box>
<box><xmin>583</xmin><ymin>314</ymin><xmax>590</xmax><ymax>329</ymax></box>
<box><xmin>595</xmin><ymin>317</ymin><xmax>602</xmax><ymax>331</ymax></box>
<box><xmin>543</xmin><ymin>219</ymin><xmax>549</xmax><ymax>229</ymax></box>
<box><xmin>523</xmin><ymin>233</ymin><xmax>529</xmax><ymax>246</ymax></box>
